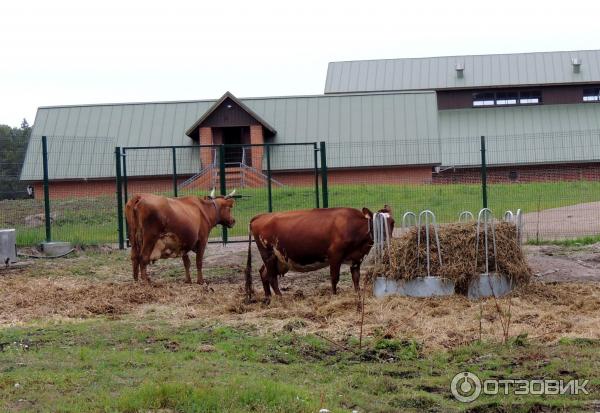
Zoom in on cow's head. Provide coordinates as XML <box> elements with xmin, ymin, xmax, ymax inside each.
<box><xmin>207</xmin><ymin>189</ymin><xmax>237</xmax><ymax>228</ymax></box>
<box><xmin>377</xmin><ymin>204</ymin><xmax>395</xmax><ymax>233</ymax></box>
<box><xmin>362</xmin><ymin>204</ymin><xmax>395</xmax><ymax>234</ymax></box>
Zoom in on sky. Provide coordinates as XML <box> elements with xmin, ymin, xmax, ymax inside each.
<box><xmin>1</xmin><ymin>0</ymin><xmax>599</xmax><ymax>128</ymax></box>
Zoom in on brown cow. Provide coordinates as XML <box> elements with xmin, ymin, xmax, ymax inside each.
<box><xmin>125</xmin><ymin>189</ymin><xmax>236</xmax><ymax>284</ymax></box>
<box><xmin>244</xmin><ymin>205</ymin><xmax>394</xmax><ymax>301</ymax></box>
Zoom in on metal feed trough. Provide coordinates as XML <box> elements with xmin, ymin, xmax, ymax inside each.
<box><xmin>468</xmin><ymin>208</ymin><xmax>513</xmax><ymax>299</ymax></box>
<box><xmin>374</xmin><ymin>210</ymin><xmax>455</xmax><ymax>298</ymax></box>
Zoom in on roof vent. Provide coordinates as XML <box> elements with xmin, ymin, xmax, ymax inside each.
<box><xmin>571</xmin><ymin>57</ymin><xmax>581</xmax><ymax>73</ymax></box>
<box><xmin>455</xmin><ymin>63</ymin><xmax>464</xmax><ymax>78</ymax></box>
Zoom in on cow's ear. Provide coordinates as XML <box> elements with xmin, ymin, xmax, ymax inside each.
<box><xmin>362</xmin><ymin>208</ymin><xmax>373</xmax><ymax>219</ymax></box>
<box><xmin>382</xmin><ymin>204</ymin><xmax>392</xmax><ymax>214</ymax></box>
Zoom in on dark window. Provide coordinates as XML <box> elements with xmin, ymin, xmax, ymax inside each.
<box><xmin>509</xmin><ymin>170</ymin><xmax>518</xmax><ymax>181</ymax></box>
<box><xmin>496</xmin><ymin>91</ymin><xmax>518</xmax><ymax>105</ymax></box>
<box><xmin>519</xmin><ymin>91</ymin><xmax>542</xmax><ymax>104</ymax></box>
<box><xmin>583</xmin><ymin>88</ymin><xmax>600</xmax><ymax>102</ymax></box>
<box><xmin>472</xmin><ymin>90</ymin><xmax>542</xmax><ymax>107</ymax></box>
<box><xmin>473</xmin><ymin>92</ymin><xmax>495</xmax><ymax>106</ymax></box>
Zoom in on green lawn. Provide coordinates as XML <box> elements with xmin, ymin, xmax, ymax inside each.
<box><xmin>2</xmin><ymin>180</ymin><xmax>599</xmax><ymax>246</ymax></box>
<box><xmin>1</xmin><ymin>320</ymin><xmax>598</xmax><ymax>412</ymax></box>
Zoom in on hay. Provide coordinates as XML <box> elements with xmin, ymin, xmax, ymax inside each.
<box><xmin>369</xmin><ymin>221</ymin><xmax>532</xmax><ymax>288</ymax></box>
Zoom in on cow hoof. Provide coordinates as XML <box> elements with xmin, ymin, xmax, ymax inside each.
<box><xmin>263</xmin><ymin>297</ymin><xmax>271</xmax><ymax>305</ymax></box>
<box><xmin>184</xmin><ymin>279</ymin><xmax>192</xmax><ymax>284</ymax></box>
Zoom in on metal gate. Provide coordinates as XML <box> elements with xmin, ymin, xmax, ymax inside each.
<box><xmin>114</xmin><ymin>142</ymin><xmax>328</xmax><ymax>248</ymax></box>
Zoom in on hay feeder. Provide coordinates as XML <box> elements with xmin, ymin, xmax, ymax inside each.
<box><xmin>468</xmin><ymin>209</ymin><xmax>514</xmax><ymax>299</ymax></box>
<box><xmin>374</xmin><ymin>210</ymin><xmax>456</xmax><ymax>298</ymax></box>
<box><xmin>371</xmin><ymin>208</ymin><xmax>531</xmax><ymax>300</ymax></box>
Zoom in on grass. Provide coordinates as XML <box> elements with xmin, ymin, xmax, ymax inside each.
<box><xmin>527</xmin><ymin>234</ymin><xmax>600</xmax><ymax>247</ymax></box>
<box><xmin>1</xmin><ymin>320</ymin><xmax>598</xmax><ymax>412</ymax></box>
<box><xmin>2</xmin><ymin>180</ymin><xmax>600</xmax><ymax>246</ymax></box>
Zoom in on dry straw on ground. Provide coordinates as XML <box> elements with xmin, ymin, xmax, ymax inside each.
<box><xmin>368</xmin><ymin>222</ymin><xmax>532</xmax><ymax>289</ymax></box>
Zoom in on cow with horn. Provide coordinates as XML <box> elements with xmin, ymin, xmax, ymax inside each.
<box><xmin>245</xmin><ymin>205</ymin><xmax>394</xmax><ymax>302</ymax></box>
<box><xmin>125</xmin><ymin>188</ymin><xmax>237</xmax><ymax>284</ymax></box>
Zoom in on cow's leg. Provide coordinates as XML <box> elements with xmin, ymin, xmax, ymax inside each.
<box><xmin>139</xmin><ymin>239</ymin><xmax>157</xmax><ymax>283</ymax></box>
<box><xmin>140</xmin><ymin>260</ymin><xmax>150</xmax><ymax>283</ymax></box>
<box><xmin>130</xmin><ymin>250</ymin><xmax>140</xmax><ymax>281</ymax></box>
<box><xmin>269</xmin><ymin>271</ymin><xmax>284</xmax><ymax>296</ymax></box>
<box><xmin>329</xmin><ymin>257</ymin><xmax>343</xmax><ymax>294</ymax></box>
<box><xmin>182</xmin><ymin>253</ymin><xmax>191</xmax><ymax>284</ymax></box>
<box><xmin>350</xmin><ymin>263</ymin><xmax>361</xmax><ymax>293</ymax></box>
<box><xmin>195</xmin><ymin>237</ymin><xmax>208</xmax><ymax>285</ymax></box>
<box><xmin>259</xmin><ymin>264</ymin><xmax>272</xmax><ymax>299</ymax></box>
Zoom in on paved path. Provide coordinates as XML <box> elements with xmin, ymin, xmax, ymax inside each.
<box><xmin>522</xmin><ymin>201</ymin><xmax>600</xmax><ymax>241</ymax></box>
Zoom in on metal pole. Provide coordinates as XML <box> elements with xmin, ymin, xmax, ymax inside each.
<box><xmin>313</xmin><ymin>142</ymin><xmax>320</xmax><ymax>208</ymax></box>
<box><xmin>172</xmin><ymin>147</ymin><xmax>178</xmax><ymax>197</ymax></box>
<box><xmin>266</xmin><ymin>144</ymin><xmax>273</xmax><ymax>212</ymax></box>
<box><xmin>122</xmin><ymin>148</ymin><xmax>129</xmax><ymax>205</ymax></box>
<box><xmin>115</xmin><ymin>147</ymin><xmax>125</xmax><ymax>249</ymax></box>
<box><xmin>480</xmin><ymin>136</ymin><xmax>488</xmax><ymax>209</ymax></box>
<box><xmin>41</xmin><ymin>136</ymin><xmax>51</xmax><ymax>242</ymax></box>
<box><xmin>319</xmin><ymin>141</ymin><xmax>329</xmax><ymax>208</ymax></box>
<box><xmin>219</xmin><ymin>144</ymin><xmax>227</xmax><ymax>244</ymax></box>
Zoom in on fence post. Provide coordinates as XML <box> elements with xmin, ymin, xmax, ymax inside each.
<box><xmin>122</xmin><ymin>148</ymin><xmax>129</xmax><ymax>205</ymax></box>
<box><xmin>218</xmin><ymin>144</ymin><xmax>227</xmax><ymax>244</ymax></box>
<box><xmin>266</xmin><ymin>143</ymin><xmax>273</xmax><ymax>212</ymax></box>
<box><xmin>115</xmin><ymin>147</ymin><xmax>125</xmax><ymax>250</ymax></box>
<box><xmin>313</xmin><ymin>142</ymin><xmax>320</xmax><ymax>208</ymax></box>
<box><xmin>480</xmin><ymin>136</ymin><xmax>488</xmax><ymax>209</ymax></box>
<box><xmin>172</xmin><ymin>146</ymin><xmax>178</xmax><ymax>197</ymax></box>
<box><xmin>319</xmin><ymin>141</ymin><xmax>329</xmax><ymax>208</ymax></box>
<box><xmin>41</xmin><ymin>136</ymin><xmax>52</xmax><ymax>242</ymax></box>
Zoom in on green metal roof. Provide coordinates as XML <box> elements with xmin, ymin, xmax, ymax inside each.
<box><xmin>325</xmin><ymin>50</ymin><xmax>600</xmax><ymax>93</ymax></box>
<box><xmin>21</xmin><ymin>91</ymin><xmax>439</xmax><ymax>180</ymax></box>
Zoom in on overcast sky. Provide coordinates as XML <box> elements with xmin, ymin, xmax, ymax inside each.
<box><xmin>1</xmin><ymin>0</ymin><xmax>599</xmax><ymax>128</ymax></box>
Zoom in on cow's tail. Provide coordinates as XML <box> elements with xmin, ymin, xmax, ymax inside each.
<box><xmin>244</xmin><ymin>224</ymin><xmax>254</xmax><ymax>301</ymax></box>
<box><xmin>125</xmin><ymin>195</ymin><xmax>143</xmax><ymax>257</ymax></box>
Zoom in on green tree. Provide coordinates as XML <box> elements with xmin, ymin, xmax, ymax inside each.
<box><xmin>0</xmin><ymin>119</ymin><xmax>32</xmax><ymax>199</ymax></box>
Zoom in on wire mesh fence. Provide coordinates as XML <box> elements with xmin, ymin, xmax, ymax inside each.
<box><xmin>3</xmin><ymin>131</ymin><xmax>600</xmax><ymax>247</ymax></box>
<box><xmin>119</xmin><ymin>142</ymin><xmax>323</xmax><ymax>245</ymax></box>
<box><xmin>325</xmin><ymin>132</ymin><xmax>600</xmax><ymax>241</ymax></box>
<box><xmin>0</xmin><ymin>135</ymin><xmax>43</xmax><ymax>247</ymax></box>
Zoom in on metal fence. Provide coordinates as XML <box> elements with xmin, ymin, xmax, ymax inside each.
<box><xmin>324</xmin><ymin>132</ymin><xmax>600</xmax><ymax>242</ymax></box>
<box><xmin>3</xmin><ymin>132</ymin><xmax>600</xmax><ymax>247</ymax></box>
<box><xmin>115</xmin><ymin>142</ymin><xmax>326</xmax><ymax>247</ymax></box>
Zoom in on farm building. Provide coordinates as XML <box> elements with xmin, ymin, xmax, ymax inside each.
<box><xmin>20</xmin><ymin>49</ymin><xmax>600</xmax><ymax>198</ymax></box>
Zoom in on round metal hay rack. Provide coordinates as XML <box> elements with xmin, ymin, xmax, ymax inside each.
<box><xmin>458</xmin><ymin>211</ymin><xmax>474</xmax><ymax>222</ymax></box>
<box><xmin>416</xmin><ymin>210</ymin><xmax>443</xmax><ymax>277</ymax></box>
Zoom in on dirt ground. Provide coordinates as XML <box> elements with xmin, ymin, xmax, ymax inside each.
<box><xmin>522</xmin><ymin>200</ymin><xmax>600</xmax><ymax>240</ymax></box>
<box><xmin>1</xmin><ymin>242</ymin><xmax>600</xmax><ymax>351</ymax></box>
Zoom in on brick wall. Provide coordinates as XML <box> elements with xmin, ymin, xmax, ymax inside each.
<box><xmin>249</xmin><ymin>125</ymin><xmax>264</xmax><ymax>171</ymax></box>
<box><xmin>199</xmin><ymin>127</ymin><xmax>214</xmax><ymax>168</ymax></box>
<box><xmin>432</xmin><ymin>162</ymin><xmax>600</xmax><ymax>184</ymax></box>
<box><xmin>32</xmin><ymin>176</ymin><xmax>193</xmax><ymax>200</ymax></box>
<box><xmin>30</xmin><ymin>162</ymin><xmax>600</xmax><ymax>200</ymax></box>
<box><xmin>273</xmin><ymin>166</ymin><xmax>433</xmax><ymax>186</ymax></box>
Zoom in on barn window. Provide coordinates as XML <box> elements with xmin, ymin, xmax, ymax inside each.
<box><xmin>473</xmin><ymin>92</ymin><xmax>495</xmax><ymax>106</ymax></box>
<box><xmin>496</xmin><ymin>91</ymin><xmax>518</xmax><ymax>105</ymax></box>
<box><xmin>472</xmin><ymin>90</ymin><xmax>542</xmax><ymax>107</ymax></box>
<box><xmin>519</xmin><ymin>90</ymin><xmax>542</xmax><ymax>104</ymax></box>
<box><xmin>509</xmin><ymin>170</ymin><xmax>518</xmax><ymax>181</ymax></box>
<box><xmin>583</xmin><ymin>88</ymin><xmax>600</xmax><ymax>102</ymax></box>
